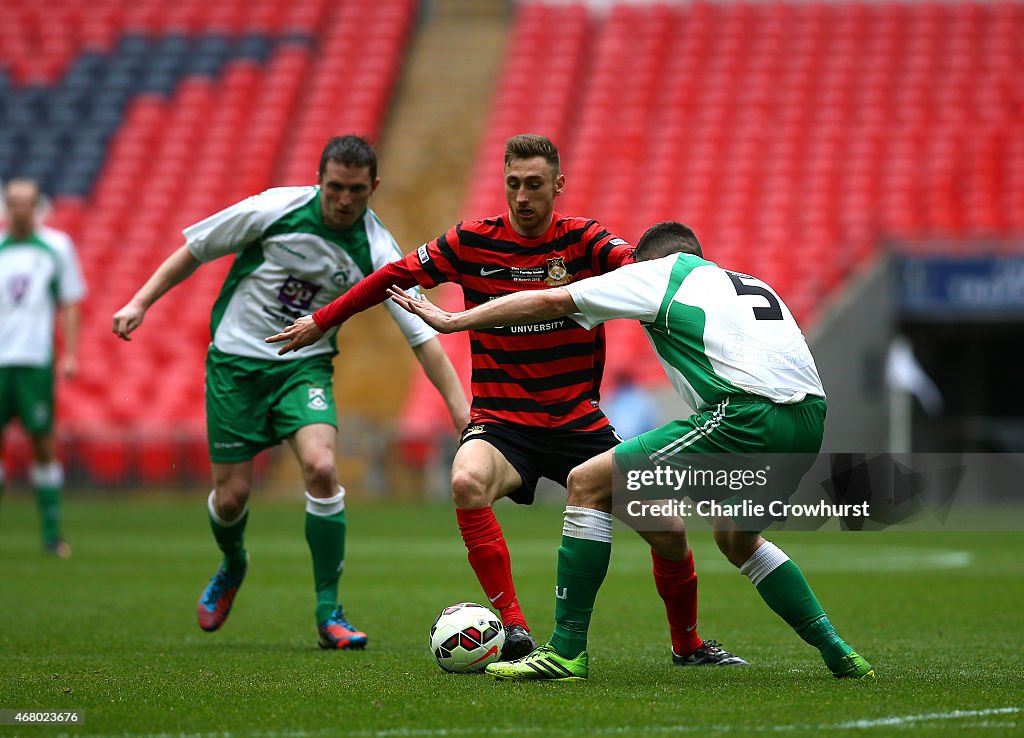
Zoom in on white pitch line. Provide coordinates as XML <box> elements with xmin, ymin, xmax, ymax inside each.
<box><xmin>332</xmin><ymin>706</ymin><xmax>1023</xmax><ymax>736</ymax></box>
<box><xmin>43</xmin><ymin>706</ymin><xmax>1022</xmax><ymax>738</ymax></box>
<box><xmin>827</xmin><ymin>706</ymin><xmax>1021</xmax><ymax>731</ymax></box>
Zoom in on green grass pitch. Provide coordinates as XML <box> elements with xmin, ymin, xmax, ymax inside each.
<box><xmin>0</xmin><ymin>495</ymin><xmax>1021</xmax><ymax>737</ymax></box>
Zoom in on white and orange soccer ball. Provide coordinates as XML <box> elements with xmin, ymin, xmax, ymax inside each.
<box><xmin>429</xmin><ymin>602</ymin><xmax>505</xmax><ymax>673</ymax></box>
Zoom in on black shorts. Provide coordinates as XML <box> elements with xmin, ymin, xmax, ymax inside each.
<box><xmin>459</xmin><ymin>422</ymin><xmax>622</xmax><ymax>505</ymax></box>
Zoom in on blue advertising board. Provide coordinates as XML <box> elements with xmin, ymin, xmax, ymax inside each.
<box><xmin>897</xmin><ymin>257</ymin><xmax>1024</xmax><ymax>316</ymax></box>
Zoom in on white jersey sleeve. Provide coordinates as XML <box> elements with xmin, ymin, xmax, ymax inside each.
<box><xmin>39</xmin><ymin>226</ymin><xmax>86</xmax><ymax>304</ymax></box>
<box><xmin>563</xmin><ymin>257</ymin><xmax>672</xmax><ymax>329</ymax></box>
<box><xmin>184</xmin><ymin>187</ymin><xmax>317</xmax><ymax>261</ymax></box>
<box><xmin>365</xmin><ymin>212</ymin><xmax>437</xmax><ymax>348</ymax></box>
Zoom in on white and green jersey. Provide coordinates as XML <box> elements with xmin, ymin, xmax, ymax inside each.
<box><xmin>565</xmin><ymin>253</ymin><xmax>824</xmax><ymax>411</ymax></box>
<box><xmin>0</xmin><ymin>225</ymin><xmax>86</xmax><ymax>367</ymax></box>
<box><xmin>184</xmin><ymin>186</ymin><xmax>436</xmax><ymax>361</ymax></box>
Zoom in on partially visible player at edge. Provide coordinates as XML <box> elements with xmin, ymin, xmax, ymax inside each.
<box><xmin>112</xmin><ymin>136</ymin><xmax>469</xmax><ymax>649</ymax></box>
<box><xmin>267</xmin><ymin>134</ymin><xmax>746</xmax><ymax>666</ymax></box>
<box><xmin>391</xmin><ymin>220</ymin><xmax>874</xmax><ymax>681</ymax></box>
<box><xmin>0</xmin><ymin>177</ymin><xmax>85</xmax><ymax>559</ymax></box>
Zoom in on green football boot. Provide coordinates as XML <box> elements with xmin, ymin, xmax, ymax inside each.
<box><xmin>832</xmin><ymin>651</ymin><xmax>875</xmax><ymax>679</ymax></box>
<box><xmin>486</xmin><ymin>643</ymin><xmax>588</xmax><ymax>681</ymax></box>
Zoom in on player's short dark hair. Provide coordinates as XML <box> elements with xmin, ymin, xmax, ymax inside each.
<box><xmin>319</xmin><ymin>135</ymin><xmax>377</xmax><ymax>180</ymax></box>
<box><xmin>504</xmin><ymin>134</ymin><xmax>560</xmax><ymax>174</ymax></box>
<box><xmin>635</xmin><ymin>221</ymin><xmax>703</xmax><ymax>261</ymax></box>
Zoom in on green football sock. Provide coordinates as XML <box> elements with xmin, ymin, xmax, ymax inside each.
<box><xmin>743</xmin><ymin>542</ymin><xmax>853</xmax><ymax>672</ymax></box>
<box><xmin>305</xmin><ymin>489</ymin><xmax>347</xmax><ymax>624</ymax></box>
<box><xmin>549</xmin><ymin>507</ymin><xmax>613</xmax><ymax>660</ymax></box>
<box><xmin>36</xmin><ymin>486</ymin><xmax>61</xmax><ymax>543</ymax></box>
<box><xmin>207</xmin><ymin>493</ymin><xmax>249</xmax><ymax>574</ymax></box>
<box><xmin>32</xmin><ymin>463</ymin><xmax>64</xmax><ymax>544</ymax></box>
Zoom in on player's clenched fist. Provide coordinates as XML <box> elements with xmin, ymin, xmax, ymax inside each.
<box><xmin>112</xmin><ymin>301</ymin><xmax>145</xmax><ymax>340</ymax></box>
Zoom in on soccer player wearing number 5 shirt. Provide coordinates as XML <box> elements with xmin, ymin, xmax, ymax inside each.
<box><xmin>267</xmin><ymin>135</ymin><xmax>745</xmax><ymax>666</ymax></box>
<box><xmin>389</xmin><ymin>221</ymin><xmax>874</xmax><ymax>681</ymax></box>
<box><xmin>112</xmin><ymin>136</ymin><xmax>469</xmax><ymax>650</ymax></box>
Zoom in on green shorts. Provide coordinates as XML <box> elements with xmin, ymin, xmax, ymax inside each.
<box><xmin>205</xmin><ymin>347</ymin><xmax>338</xmax><ymax>464</ymax></box>
<box><xmin>615</xmin><ymin>394</ymin><xmax>826</xmax><ymax>530</ymax></box>
<box><xmin>0</xmin><ymin>365</ymin><xmax>55</xmax><ymax>435</ymax></box>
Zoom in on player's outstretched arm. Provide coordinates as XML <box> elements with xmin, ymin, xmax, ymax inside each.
<box><xmin>267</xmin><ymin>260</ymin><xmax>422</xmax><ymax>354</ymax></box>
<box><xmin>386</xmin><ymin>289</ymin><xmax>456</xmax><ymax>332</ymax></box>
<box><xmin>112</xmin><ymin>245</ymin><xmax>201</xmax><ymax>340</ymax></box>
<box><xmin>411</xmin><ymin>337</ymin><xmax>471</xmax><ymax>431</ymax></box>
<box><xmin>388</xmin><ymin>286</ymin><xmax>577</xmax><ymax>333</ymax></box>
<box><xmin>266</xmin><ymin>315</ymin><xmax>325</xmax><ymax>355</ymax></box>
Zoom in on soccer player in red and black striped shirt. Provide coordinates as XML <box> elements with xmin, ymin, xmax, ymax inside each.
<box><xmin>268</xmin><ymin>135</ymin><xmax>743</xmax><ymax>666</ymax></box>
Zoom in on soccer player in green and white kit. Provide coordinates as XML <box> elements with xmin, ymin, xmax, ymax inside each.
<box><xmin>1</xmin><ymin>178</ymin><xmax>85</xmax><ymax>559</ymax></box>
<box><xmin>112</xmin><ymin>136</ymin><xmax>469</xmax><ymax>649</ymax></box>
<box><xmin>390</xmin><ymin>221</ymin><xmax>874</xmax><ymax>680</ymax></box>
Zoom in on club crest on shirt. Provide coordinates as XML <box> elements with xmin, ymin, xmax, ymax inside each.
<box><xmin>461</xmin><ymin>425</ymin><xmax>487</xmax><ymax>440</ymax></box>
<box><xmin>307</xmin><ymin>387</ymin><xmax>329</xmax><ymax>411</ymax></box>
<box><xmin>544</xmin><ymin>256</ymin><xmax>571</xmax><ymax>286</ymax></box>
<box><xmin>330</xmin><ymin>266</ymin><xmax>354</xmax><ymax>290</ymax></box>
<box><xmin>7</xmin><ymin>274</ymin><xmax>31</xmax><ymax>305</ymax></box>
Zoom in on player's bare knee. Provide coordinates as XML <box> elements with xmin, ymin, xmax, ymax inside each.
<box><xmin>213</xmin><ymin>484</ymin><xmax>250</xmax><ymax>520</ymax></box>
<box><xmin>302</xmin><ymin>457</ymin><xmax>338</xmax><ymax>497</ymax></box>
<box><xmin>566</xmin><ymin>465</ymin><xmax>608</xmax><ymax>509</ymax></box>
<box><xmin>450</xmin><ymin>468</ymin><xmax>493</xmax><ymax>509</ymax></box>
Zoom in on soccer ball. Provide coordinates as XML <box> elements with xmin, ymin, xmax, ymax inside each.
<box><xmin>429</xmin><ymin>602</ymin><xmax>505</xmax><ymax>673</ymax></box>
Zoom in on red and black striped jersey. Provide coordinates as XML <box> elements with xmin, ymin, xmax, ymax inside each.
<box><xmin>405</xmin><ymin>212</ymin><xmax>633</xmax><ymax>431</ymax></box>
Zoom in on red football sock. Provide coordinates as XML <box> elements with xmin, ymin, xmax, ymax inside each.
<box><xmin>456</xmin><ymin>507</ymin><xmax>527</xmax><ymax>629</ymax></box>
<box><xmin>652</xmin><ymin>549</ymin><xmax>702</xmax><ymax>657</ymax></box>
